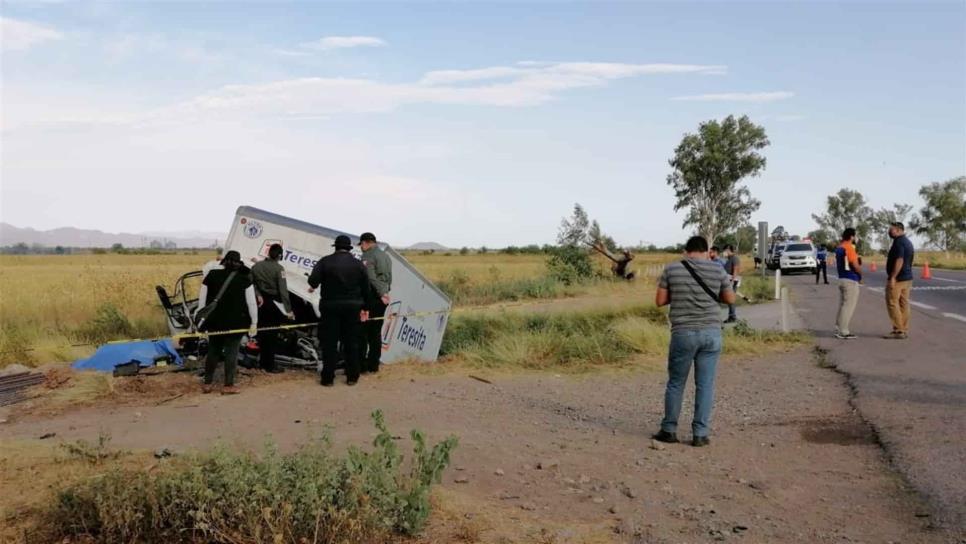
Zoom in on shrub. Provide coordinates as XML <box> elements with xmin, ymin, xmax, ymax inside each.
<box><xmin>737</xmin><ymin>275</ymin><xmax>774</xmax><ymax>304</ymax></box>
<box><xmin>74</xmin><ymin>303</ymin><xmax>134</xmax><ymax>344</ymax></box>
<box><xmin>0</xmin><ymin>323</ymin><xmax>35</xmax><ymax>366</ymax></box>
<box><xmin>546</xmin><ymin>246</ymin><xmax>595</xmax><ymax>285</ymax></box>
<box><xmin>40</xmin><ymin>411</ymin><xmax>458</xmax><ymax>543</ymax></box>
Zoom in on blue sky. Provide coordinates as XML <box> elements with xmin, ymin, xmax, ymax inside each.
<box><xmin>1</xmin><ymin>1</ymin><xmax>964</xmax><ymax>247</ymax></box>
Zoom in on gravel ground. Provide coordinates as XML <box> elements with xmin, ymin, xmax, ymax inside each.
<box><xmin>1</xmin><ymin>348</ymin><xmax>959</xmax><ymax>543</ymax></box>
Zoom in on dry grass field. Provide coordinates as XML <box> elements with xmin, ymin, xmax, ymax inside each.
<box><xmin>0</xmin><ymin>251</ymin><xmax>681</xmax><ymax>367</ymax></box>
<box><xmin>0</xmin><ymin>250</ymin><xmax>777</xmax><ymax>368</ymax></box>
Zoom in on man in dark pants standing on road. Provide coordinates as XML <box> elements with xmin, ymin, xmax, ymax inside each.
<box><xmin>884</xmin><ymin>222</ymin><xmax>915</xmax><ymax>339</ymax></box>
<box><xmin>815</xmin><ymin>244</ymin><xmax>829</xmax><ymax>285</ymax></box>
<box><xmin>358</xmin><ymin>232</ymin><xmax>392</xmax><ymax>374</ymax></box>
<box><xmin>252</xmin><ymin>243</ymin><xmax>295</xmax><ymax>373</ymax></box>
<box><xmin>307</xmin><ymin>235</ymin><xmax>372</xmax><ymax>386</ymax></box>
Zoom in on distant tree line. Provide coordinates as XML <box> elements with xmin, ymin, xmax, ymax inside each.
<box><xmin>810</xmin><ymin>176</ymin><xmax>965</xmax><ymax>254</ymax></box>
<box><xmin>0</xmin><ymin>242</ymin><xmax>210</xmax><ymax>255</ymax></box>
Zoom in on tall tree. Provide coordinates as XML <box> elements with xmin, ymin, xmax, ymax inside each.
<box><xmin>910</xmin><ymin>176</ymin><xmax>966</xmax><ymax>252</ymax></box>
<box><xmin>666</xmin><ymin>115</ymin><xmax>769</xmax><ymax>245</ymax></box>
<box><xmin>557</xmin><ymin>203</ymin><xmax>591</xmax><ymax>247</ymax></box>
<box><xmin>717</xmin><ymin>225</ymin><xmax>757</xmax><ymax>253</ymax></box>
<box><xmin>811</xmin><ymin>189</ymin><xmax>874</xmax><ymax>253</ymax></box>
<box><xmin>870</xmin><ymin>203</ymin><xmax>914</xmax><ymax>252</ymax></box>
<box><xmin>807</xmin><ymin>229</ymin><xmax>831</xmax><ymax>249</ymax></box>
<box><xmin>549</xmin><ymin>203</ymin><xmax>595</xmax><ymax>284</ymax></box>
<box><xmin>588</xmin><ymin>220</ymin><xmax>618</xmax><ymax>252</ymax></box>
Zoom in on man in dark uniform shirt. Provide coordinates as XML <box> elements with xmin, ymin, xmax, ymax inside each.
<box><xmin>358</xmin><ymin>232</ymin><xmax>393</xmax><ymax>374</ymax></box>
<box><xmin>251</xmin><ymin>243</ymin><xmax>294</xmax><ymax>373</ymax></box>
<box><xmin>884</xmin><ymin>222</ymin><xmax>915</xmax><ymax>339</ymax></box>
<box><xmin>307</xmin><ymin>235</ymin><xmax>372</xmax><ymax>386</ymax></box>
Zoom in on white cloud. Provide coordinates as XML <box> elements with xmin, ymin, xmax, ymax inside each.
<box><xmin>3</xmin><ymin>60</ymin><xmax>731</xmax><ymax>131</ymax></box>
<box><xmin>302</xmin><ymin>35</ymin><xmax>386</xmax><ymax>51</ymax></box>
<box><xmin>670</xmin><ymin>91</ymin><xmax>794</xmax><ymax>102</ymax></box>
<box><xmin>775</xmin><ymin>114</ymin><xmax>806</xmax><ymax>122</ymax></box>
<box><xmin>1</xmin><ymin>16</ymin><xmax>63</xmax><ymax>51</ymax></box>
<box><xmin>156</xmin><ymin>62</ymin><xmax>729</xmax><ymax>122</ymax></box>
<box><xmin>421</xmin><ymin>62</ymin><xmax>725</xmax><ymax>85</ymax></box>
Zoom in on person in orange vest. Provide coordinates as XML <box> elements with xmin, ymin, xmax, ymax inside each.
<box><xmin>833</xmin><ymin>228</ymin><xmax>863</xmax><ymax>339</ymax></box>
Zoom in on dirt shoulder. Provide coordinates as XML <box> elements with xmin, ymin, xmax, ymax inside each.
<box><xmin>1</xmin><ymin>348</ymin><xmax>955</xmax><ymax>543</ymax></box>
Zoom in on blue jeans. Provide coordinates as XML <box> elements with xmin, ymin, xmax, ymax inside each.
<box><xmin>727</xmin><ymin>281</ymin><xmax>738</xmax><ymax>319</ymax></box>
<box><xmin>660</xmin><ymin>328</ymin><xmax>723</xmax><ymax>438</ymax></box>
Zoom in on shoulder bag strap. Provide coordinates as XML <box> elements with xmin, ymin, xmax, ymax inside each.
<box><xmin>209</xmin><ymin>270</ymin><xmax>238</xmax><ymax>307</ymax></box>
<box><xmin>680</xmin><ymin>260</ymin><xmax>720</xmax><ymax>303</ymax></box>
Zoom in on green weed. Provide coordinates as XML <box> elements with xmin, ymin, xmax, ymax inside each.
<box><xmin>40</xmin><ymin>411</ymin><xmax>458</xmax><ymax>543</ymax></box>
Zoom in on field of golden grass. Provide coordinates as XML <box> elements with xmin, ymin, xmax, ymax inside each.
<box><xmin>0</xmin><ymin>251</ymin><xmax>682</xmax><ymax>367</ymax></box>
<box><xmin>0</xmin><ymin>253</ymin><xmax>219</xmax><ymax>366</ymax></box>
<box><xmin>2</xmin><ymin>250</ymin><xmax>772</xmax><ymax>368</ymax></box>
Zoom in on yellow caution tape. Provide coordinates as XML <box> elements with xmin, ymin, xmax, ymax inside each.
<box><xmin>1</xmin><ymin>296</ymin><xmax>562</xmax><ymax>355</ymax></box>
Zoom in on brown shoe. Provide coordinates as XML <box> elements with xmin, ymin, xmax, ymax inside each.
<box><xmin>221</xmin><ymin>385</ymin><xmax>241</xmax><ymax>395</ymax></box>
<box><xmin>201</xmin><ymin>383</ymin><xmax>215</xmax><ymax>394</ymax></box>
<box><xmin>882</xmin><ymin>331</ymin><xmax>906</xmax><ymax>339</ymax></box>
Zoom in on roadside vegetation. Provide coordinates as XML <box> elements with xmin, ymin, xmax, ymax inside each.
<box><xmin>10</xmin><ymin>412</ymin><xmax>457</xmax><ymax>544</ymax></box>
<box><xmin>0</xmin><ymin>252</ymin><xmax>679</xmax><ymax>367</ymax></box>
<box><xmin>441</xmin><ymin>304</ymin><xmax>809</xmax><ymax>372</ymax></box>
<box><xmin>915</xmin><ymin>251</ymin><xmax>966</xmax><ymax>271</ymax></box>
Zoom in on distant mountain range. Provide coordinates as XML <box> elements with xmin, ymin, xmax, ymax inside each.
<box><xmin>404</xmin><ymin>241</ymin><xmax>450</xmax><ymax>251</ymax></box>
<box><xmin>0</xmin><ymin>223</ymin><xmax>223</xmax><ymax>249</ymax></box>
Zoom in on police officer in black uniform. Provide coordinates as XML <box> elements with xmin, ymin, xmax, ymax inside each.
<box><xmin>307</xmin><ymin>235</ymin><xmax>372</xmax><ymax>386</ymax></box>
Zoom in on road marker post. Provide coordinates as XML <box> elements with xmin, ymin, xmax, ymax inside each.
<box><xmin>781</xmin><ymin>286</ymin><xmax>790</xmax><ymax>332</ymax></box>
<box><xmin>775</xmin><ymin>269</ymin><xmax>782</xmax><ymax>300</ymax></box>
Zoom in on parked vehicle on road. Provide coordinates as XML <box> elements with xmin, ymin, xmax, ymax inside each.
<box><xmin>766</xmin><ymin>242</ymin><xmax>786</xmax><ymax>270</ymax></box>
<box><xmin>779</xmin><ymin>241</ymin><xmax>818</xmax><ymax>275</ymax></box>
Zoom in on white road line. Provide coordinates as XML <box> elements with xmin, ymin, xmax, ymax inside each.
<box><xmin>866</xmin><ymin>286</ymin><xmax>884</xmax><ymax>293</ymax></box>
<box><xmin>932</xmin><ymin>277</ymin><xmax>964</xmax><ymax>283</ymax></box>
<box><xmin>910</xmin><ymin>301</ymin><xmax>937</xmax><ymax>310</ymax></box>
<box><xmin>912</xmin><ymin>286</ymin><xmax>966</xmax><ymax>291</ymax></box>
<box><xmin>942</xmin><ymin>313</ymin><xmax>966</xmax><ymax>323</ymax></box>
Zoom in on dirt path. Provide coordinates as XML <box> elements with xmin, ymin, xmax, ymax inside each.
<box><xmin>1</xmin><ymin>349</ymin><xmax>955</xmax><ymax>543</ymax></box>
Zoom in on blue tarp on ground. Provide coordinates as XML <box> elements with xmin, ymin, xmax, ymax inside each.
<box><xmin>73</xmin><ymin>340</ymin><xmax>183</xmax><ymax>372</ymax></box>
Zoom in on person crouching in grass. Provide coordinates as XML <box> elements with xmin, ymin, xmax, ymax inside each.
<box><xmin>652</xmin><ymin>236</ymin><xmax>736</xmax><ymax>447</ymax></box>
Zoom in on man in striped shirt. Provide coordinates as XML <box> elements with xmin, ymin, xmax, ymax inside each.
<box><xmin>652</xmin><ymin>236</ymin><xmax>736</xmax><ymax>448</ymax></box>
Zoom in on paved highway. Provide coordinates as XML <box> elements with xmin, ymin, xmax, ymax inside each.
<box><xmin>790</xmin><ymin>266</ymin><xmax>966</xmax><ymax>531</ymax></box>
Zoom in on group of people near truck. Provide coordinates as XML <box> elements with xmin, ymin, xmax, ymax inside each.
<box><xmin>195</xmin><ymin>232</ymin><xmax>392</xmax><ymax>394</ymax></box>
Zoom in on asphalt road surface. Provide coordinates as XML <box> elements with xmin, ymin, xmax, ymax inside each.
<box><xmin>790</xmin><ymin>266</ymin><xmax>966</xmax><ymax>531</ymax></box>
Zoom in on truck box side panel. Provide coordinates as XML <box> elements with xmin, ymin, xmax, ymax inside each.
<box><xmin>225</xmin><ymin>206</ymin><xmax>450</xmax><ymax>363</ymax></box>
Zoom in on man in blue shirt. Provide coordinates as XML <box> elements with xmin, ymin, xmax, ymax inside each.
<box><xmin>709</xmin><ymin>246</ymin><xmax>727</xmax><ymax>268</ymax></box>
<box><xmin>884</xmin><ymin>222</ymin><xmax>915</xmax><ymax>339</ymax></box>
<box><xmin>815</xmin><ymin>244</ymin><xmax>829</xmax><ymax>285</ymax></box>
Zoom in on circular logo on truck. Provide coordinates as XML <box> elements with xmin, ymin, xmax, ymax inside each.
<box><xmin>243</xmin><ymin>220</ymin><xmax>263</xmax><ymax>239</ymax></box>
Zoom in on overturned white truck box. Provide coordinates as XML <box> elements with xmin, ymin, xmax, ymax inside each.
<box><xmin>157</xmin><ymin>206</ymin><xmax>451</xmax><ymax>365</ymax></box>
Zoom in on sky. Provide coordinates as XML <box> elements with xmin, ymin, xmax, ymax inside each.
<box><xmin>1</xmin><ymin>1</ymin><xmax>964</xmax><ymax>248</ymax></box>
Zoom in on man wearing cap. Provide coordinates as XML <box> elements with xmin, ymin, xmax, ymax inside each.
<box><xmin>358</xmin><ymin>232</ymin><xmax>393</xmax><ymax>374</ymax></box>
<box><xmin>307</xmin><ymin>235</ymin><xmax>372</xmax><ymax>386</ymax></box>
<box><xmin>195</xmin><ymin>251</ymin><xmax>258</xmax><ymax>395</ymax></box>
<box><xmin>251</xmin><ymin>243</ymin><xmax>295</xmax><ymax>373</ymax></box>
